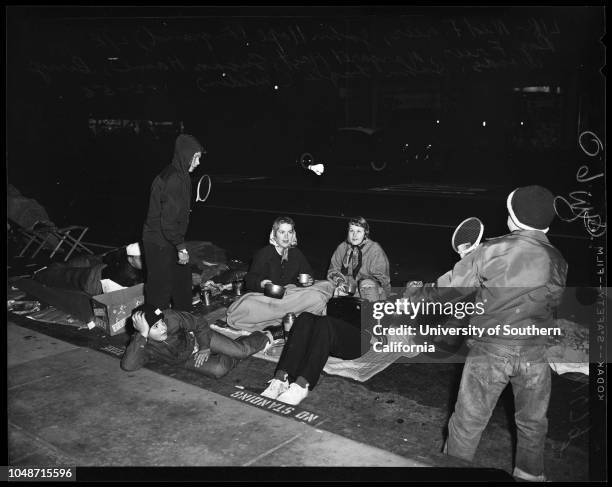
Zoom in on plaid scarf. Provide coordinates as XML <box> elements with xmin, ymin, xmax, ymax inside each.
<box><xmin>341</xmin><ymin>240</ymin><xmax>367</xmax><ymax>279</ymax></box>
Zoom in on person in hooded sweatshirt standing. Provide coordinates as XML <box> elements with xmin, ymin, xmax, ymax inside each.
<box><xmin>142</xmin><ymin>134</ymin><xmax>203</xmax><ymax>311</ymax></box>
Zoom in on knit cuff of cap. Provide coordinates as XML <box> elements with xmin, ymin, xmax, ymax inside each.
<box><xmin>506</xmin><ymin>190</ymin><xmax>550</xmax><ymax>233</ymax></box>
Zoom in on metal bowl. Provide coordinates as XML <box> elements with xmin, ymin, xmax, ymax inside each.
<box><xmin>264</xmin><ymin>283</ymin><xmax>285</xmax><ymax>299</ymax></box>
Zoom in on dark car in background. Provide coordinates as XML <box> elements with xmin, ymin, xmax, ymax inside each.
<box><xmin>298</xmin><ymin>124</ymin><xmax>441</xmax><ymax>174</ymax></box>
<box><xmin>299</xmin><ymin>127</ymin><xmax>389</xmax><ymax>173</ymax></box>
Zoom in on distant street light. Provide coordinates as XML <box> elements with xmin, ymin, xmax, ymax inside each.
<box><xmin>308</xmin><ymin>164</ymin><xmax>325</xmax><ymax>176</ymax></box>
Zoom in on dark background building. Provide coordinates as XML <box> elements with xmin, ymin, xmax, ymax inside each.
<box><xmin>6</xmin><ymin>6</ymin><xmax>606</xmax><ymax>252</ymax></box>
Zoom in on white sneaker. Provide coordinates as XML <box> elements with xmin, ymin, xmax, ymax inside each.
<box><xmin>513</xmin><ymin>467</ymin><xmax>548</xmax><ymax>482</ymax></box>
<box><xmin>261</xmin><ymin>378</ymin><xmax>289</xmax><ymax>399</ymax></box>
<box><xmin>276</xmin><ymin>382</ymin><xmax>309</xmax><ymax>405</ymax></box>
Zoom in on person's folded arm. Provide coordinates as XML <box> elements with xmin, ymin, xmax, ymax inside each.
<box><xmin>120</xmin><ymin>334</ymin><xmax>150</xmax><ymax>371</ymax></box>
<box><xmin>404</xmin><ymin>248</ymin><xmax>481</xmax><ymax>303</ymax></box>
<box><xmin>368</xmin><ymin>245</ymin><xmax>391</xmax><ymax>291</ymax></box>
<box><xmin>327</xmin><ymin>244</ymin><xmax>346</xmax><ymax>284</ymax></box>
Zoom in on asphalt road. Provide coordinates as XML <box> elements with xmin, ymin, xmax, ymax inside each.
<box><xmin>71</xmin><ymin>168</ymin><xmax>595</xmax><ymax>287</ymax></box>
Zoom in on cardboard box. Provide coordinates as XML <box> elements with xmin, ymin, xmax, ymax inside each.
<box><xmin>91</xmin><ymin>284</ymin><xmax>144</xmax><ymax>335</ymax></box>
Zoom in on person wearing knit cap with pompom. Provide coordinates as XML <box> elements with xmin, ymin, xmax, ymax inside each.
<box><xmin>404</xmin><ymin>185</ymin><xmax>567</xmax><ymax>482</ymax></box>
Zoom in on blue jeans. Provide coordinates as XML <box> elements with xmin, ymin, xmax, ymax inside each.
<box><xmin>445</xmin><ymin>340</ymin><xmax>551</xmax><ymax>477</ymax></box>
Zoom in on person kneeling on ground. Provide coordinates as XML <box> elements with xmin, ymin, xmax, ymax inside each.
<box><xmin>260</xmin><ymin>311</ymin><xmax>373</xmax><ymax>406</ymax></box>
<box><xmin>327</xmin><ymin>216</ymin><xmax>391</xmax><ymax>302</ymax></box>
<box><xmin>121</xmin><ymin>303</ymin><xmax>282</xmax><ymax>379</ymax></box>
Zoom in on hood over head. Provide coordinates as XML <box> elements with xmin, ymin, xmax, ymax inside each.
<box><xmin>172</xmin><ymin>134</ymin><xmax>203</xmax><ymax>173</ymax></box>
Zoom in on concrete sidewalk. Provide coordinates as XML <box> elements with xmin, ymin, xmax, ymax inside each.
<box><xmin>7</xmin><ymin>322</ymin><xmax>426</xmax><ymax>467</ymax></box>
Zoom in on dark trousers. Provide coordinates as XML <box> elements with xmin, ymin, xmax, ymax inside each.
<box><xmin>183</xmin><ymin>331</ymin><xmax>269</xmax><ymax>379</ymax></box>
<box><xmin>143</xmin><ymin>241</ymin><xmax>192</xmax><ymax>311</ymax></box>
<box><xmin>276</xmin><ymin>312</ymin><xmax>370</xmax><ymax>389</ymax></box>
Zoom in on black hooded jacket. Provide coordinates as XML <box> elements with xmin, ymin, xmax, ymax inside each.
<box><xmin>142</xmin><ymin>134</ymin><xmax>203</xmax><ymax>250</ymax></box>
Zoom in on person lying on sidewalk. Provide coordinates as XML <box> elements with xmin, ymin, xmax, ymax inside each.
<box><xmin>34</xmin><ymin>242</ymin><xmax>144</xmax><ymax>295</ymax></box>
<box><xmin>226</xmin><ymin>216</ymin><xmax>334</xmax><ymax>332</ymax></box>
<box><xmin>121</xmin><ymin>303</ymin><xmax>282</xmax><ymax>379</ymax></box>
<box><xmin>327</xmin><ymin>216</ymin><xmax>391</xmax><ymax>302</ymax></box>
<box><xmin>259</xmin><ymin>306</ymin><xmax>374</xmax><ymax>406</ymax></box>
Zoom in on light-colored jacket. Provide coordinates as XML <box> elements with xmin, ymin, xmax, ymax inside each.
<box><xmin>405</xmin><ymin>230</ymin><xmax>567</xmax><ymax>344</ymax></box>
<box><xmin>327</xmin><ymin>239</ymin><xmax>391</xmax><ymax>296</ymax></box>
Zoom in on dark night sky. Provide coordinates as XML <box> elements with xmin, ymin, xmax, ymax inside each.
<box><xmin>6</xmin><ymin>6</ymin><xmax>606</xmax><ymax>203</ymax></box>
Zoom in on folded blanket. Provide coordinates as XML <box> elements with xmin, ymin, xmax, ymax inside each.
<box><xmin>185</xmin><ymin>241</ymin><xmax>227</xmax><ymax>265</ymax></box>
<box><xmin>226</xmin><ymin>280</ymin><xmax>335</xmax><ymax>332</ymax></box>
<box><xmin>323</xmin><ymin>333</ymin><xmax>419</xmax><ymax>382</ymax></box>
<box><xmin>26</xmin><ymin>306</ymin><xmax>84</xmax><ymax>328</ymax></box>
<box><xmin>546</xmin><ymin>318</ymin><xmax>589</xmax><ymax>377</ymax></box>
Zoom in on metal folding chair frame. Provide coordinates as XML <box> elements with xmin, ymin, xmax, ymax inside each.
<box><xmin>16</xmin><ymin>224</ymin><xmax>94</xmax><ymax>262</ymax></box>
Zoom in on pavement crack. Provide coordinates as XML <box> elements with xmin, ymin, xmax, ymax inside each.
<box><xmin>8</xmin><ymin>363</ymin><xmax>90</xmax><ymax>391</ymax></box>
<box><xmin>9</xmin><ymin>421</ymin><xmax>78</xmax><ymax>465</ymax></box>
<box><xmin>241</xmin><ymin>432</ymin><xmax>304</xmax><ymax>466</ymax></box>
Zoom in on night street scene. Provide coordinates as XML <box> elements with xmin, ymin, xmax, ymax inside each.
<box><xmin>5</xmin><ymin>5</ymin><xmax>607</xmax><ymax>483</ymax></box>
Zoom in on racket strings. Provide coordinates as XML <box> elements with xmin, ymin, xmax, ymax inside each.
<box><xmin>196</xmin><ymin>174</ymin><xmax>212</xmax><ymax>203</ymax></box>
<box><xmin>452</xmin><ymin>218</ymin><xmax>483</xmax><ymax>251</ymax></box>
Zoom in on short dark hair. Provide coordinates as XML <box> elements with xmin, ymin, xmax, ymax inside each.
<box><xmin>348</xmin><ymin>216</ymin><xmax>370</xmax><ymax>237</ymax></box>
<box><xmin>272</xmin><ymin>216</ymin><xmax>295</xmax><ymax>233</ymax></box>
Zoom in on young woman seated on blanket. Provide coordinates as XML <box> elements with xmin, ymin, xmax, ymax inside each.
<box><xmin>225</xmin><ymin>216</ymin><xmax>333</xmax><ymax>332</ymax></box>
<box><xmin>244</xmin><ymin>216</ymin><xmax>313</xmax><ymax>291</ymax></box>
<box><xmin>260</xmin><ymin>307</ymin><xmax>375</xmax><ymax>406</ymax></box>
<box><xmin>327</xmin><ymin>216</ymin><xmax>391</xmax><ymax>302</ymax></box>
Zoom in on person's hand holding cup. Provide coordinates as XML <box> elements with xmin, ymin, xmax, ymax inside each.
<box><xmin>343</xmin><ymin>281</ymin><xmax>357</xmax><ymax>296</ymax></box>
<box><xmin>298</xmin><ymin>273</ymin><xmax>313</xmax><ymax>287</ymax></box>
<box><xmin>336</xmin><ymin>281</ymin><xmax>356</xmax><ymax>296</ymax></box>
<box><xmin>178</xmin><ymin>249</ymin><xmax>189</xmax><ymax>265</ymax></box>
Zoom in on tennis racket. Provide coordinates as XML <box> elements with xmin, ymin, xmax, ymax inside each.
<box><xmin>196</xmin><ymin>174</ymin><xmax>212</xmax><ymax>203</ymax></box>
<box><xmin>451</xmin><ymin>217</ymin><xmax>484</xmax><ymax>257</ymax></box>
<box><xmin>299</xmin><ymin>152</ymin><xmax>314</xmax><ymax>170</ymax></box>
